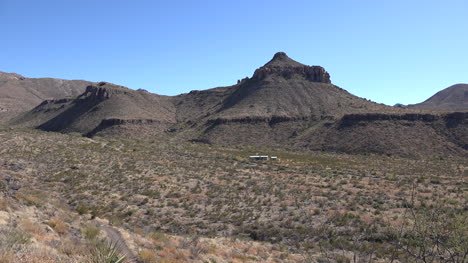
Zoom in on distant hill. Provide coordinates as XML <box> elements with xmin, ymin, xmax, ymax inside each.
<box><xmin>409</xmin><ymin>84</ymin><xmax>468</xmax><ymax>111</ymax></box>
<box><xmin>0</xmin><ymin>72</ymin><xmax>91</xmax><ymax>124</ymax></box>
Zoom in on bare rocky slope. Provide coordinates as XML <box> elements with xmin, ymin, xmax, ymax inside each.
<box><xmin>174</xmin><ymin>52</ymin><xmax>392</xmax><ymax>123</ymax></box>
<box><xmin>12</xmin><ymin>82</ymin><xmax>176</xmax><ymax>136</ymax></box>
<box><xmin>408</xmin><ymin>83</ymin><xmax>468</xmax><ymax>111</ymax></box>
<box><xmin>0</xmin><ymin>72</ymin><xmax>92</xmax><ymax>124</ymax></box>
<box><xmin>297</xmin><ymin>112</ymin><xmax>468</xmax><ymax>157</ymax></box>
<box><xmin>7</xmin><ymin>53</ymin><xmax>468</xmax><ymax>157</ymax></box>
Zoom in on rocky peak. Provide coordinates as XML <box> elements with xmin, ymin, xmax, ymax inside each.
<box><xmin>273</xmin><ymin>52</ymin><xmax>288</xmax><ymax>59</ymax></box>
<box><xmin>271</xmin><ymin>52</ymin><xmax>291</xmax><ymax>62</ymax></box>
<box><xmin>81</xmin><ymin>83</ymin><xmax>129</xmax><ymax>101</ymax></box>
<box><xmin>265</xmin><ymin>52</ymin><xmax>304</xmax><ymax>67</ymax></box>
<box><xmin>252</xmin><ymin>52</ymin><xmax>331</xmax><ymax>83</ymax></box>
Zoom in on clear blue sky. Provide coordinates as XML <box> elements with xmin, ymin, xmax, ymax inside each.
<box><xmin>1</xmin><ymin>0</ymin><xmax>466</xmax><ymax>105</ymax></box>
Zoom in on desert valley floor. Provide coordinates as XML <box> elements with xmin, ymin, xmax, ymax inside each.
<box><xmin>0</xmin><ymin>128</ymin><xmax>466</xmax><ymax>262</ymax></box>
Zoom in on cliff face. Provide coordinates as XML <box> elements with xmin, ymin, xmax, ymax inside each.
<box><xmin>252</xmin><ymin>64</ymin><xmax>331</xmax><ymax>83</ymax></box>
<box><xmin>339</xmin><ymin>112</ymin><xmax>468</xmax><ymax>127</ymax></box>
<box><xmin>79</xmin><ymin>82</ymin><xmax>135</xmax><ymax>100</ymax></box>
<box><xmin>252</xmin><ymin>52</ymin><xmax>330</xmax><ymax>83</ymax></box>
<box><xmin>207</xmin><ymin>116</ymin><xmax>316</xmax><ymax>125</ymax></box>
<box><xmin>80</xmin><ymin>84</ymin><xmax>111</xmax><ymax>100</ymax></box>
<box><xmin>339</xmin><ymin>113</ymin><xmax>439</xmax><ymax>130</ymax></box>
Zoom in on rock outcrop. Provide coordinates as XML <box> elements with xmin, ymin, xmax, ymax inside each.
<box><xmin>340</xmin><ymin>112</ymin><xmax>468</xmax><ymax>126</ymax></box>
<box><xmin>252</xmin><ymin>52</ymin><xmax>331</xmax><ymax>83</ymax></box>
<box><xmin>79</xmin><ymin>82</ymin><xmax>132</xmax><ymax>101</ymax></box>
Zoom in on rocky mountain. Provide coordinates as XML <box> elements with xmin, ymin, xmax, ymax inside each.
<box><xmin>174</xmin><ymin>52</ymin><xmax>400</xmax><ymax>146</ymax></box>
<box><xmin>6</xmin><ymin>53</ymin><xmax>468</xmax><ymax>157</ymax></box>
<box><xmin>13</xmin><ymin>52</ymin><xmax>390</xmax><ymax>135</ymax></box>
<box><xmin>12</xmin><ymin>82</ymin><xmax>176</xmax><ymax>136</ymax></box>
<box><xmin>183</xmin><ymin>52</ymin><xmax>390</xmax><ymax>122</ymax></box>
<box><xmin>409</xmin><ymin>84</ymin><xmax>468</xmax><ymax>111</ymax></box>
<box><xmin>0</xmin><ymin>72</ymin><xmax>92</xmax><ymax>124</ymax></box>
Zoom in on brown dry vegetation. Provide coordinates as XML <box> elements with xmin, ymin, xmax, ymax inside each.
<box><xmin>0</xmin><ymin>128</ymin><xmax>466</xmax><ymax>262</ymax></box>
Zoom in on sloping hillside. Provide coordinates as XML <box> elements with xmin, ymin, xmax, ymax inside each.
<box><xmin>0</xmin><ymin>72</ymin><xmax>91</xmax><ymax>124</ymax></box>
<box><xmin>297</xmin><ymin>112</ymin><xmax>468</xmax><ymax>157</ymax></box>
<box><xmin>207</xmin><ymin>52</ymin><xmax>391</xmax><ymax>120</ymax></box>
<box><xmin>409</xmin><ymin>84</ymin><xmax>468</xmax><ymax>111</ymax></box>
<box><xmin>12</xmin><ymin>82</ymin><xmax>176</xmax><ymax>135</ymax></box>
<box><xmin>189</xmin><ymin>52</ymin><xmax>401</xmax><ymax>146</ymax></box>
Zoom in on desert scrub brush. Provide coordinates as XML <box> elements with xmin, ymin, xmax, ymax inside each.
<box><xmin>89</xmin><ymin>239</ymin><xmax>126</xmax><ymax>263</ymax></box>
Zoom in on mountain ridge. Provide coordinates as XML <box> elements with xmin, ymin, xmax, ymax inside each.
<box><xmin>5</xmin><ymin>53</ymin><xmax>468</xmax><ymax>157</ymax></box>
<box><xmin>0</xmin><ymin>71</ymin><xmax>93</xmax><ymax>124</ymax></box>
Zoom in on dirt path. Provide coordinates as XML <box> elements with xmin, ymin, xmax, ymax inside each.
<box><xmin>96</xmin><ymin>222</ymin><xmax>141</xmax><ymax>263</ymax></box>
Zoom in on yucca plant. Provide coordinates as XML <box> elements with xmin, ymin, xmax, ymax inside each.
<box><xmin>89</xmin><ymin>239</ymin><xmax>126</xmax><ymax>263</ymax></box>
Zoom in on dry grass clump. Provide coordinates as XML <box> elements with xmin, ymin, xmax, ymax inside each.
<box><xmin>0</xmin><ymin>251</ymin><xmax>15</xmax><ymax>263</ymax></box>
<box><xmin>82</xmin><ymin>223</ymin><xmax>101</xmax><ymax>241</ymax></box>
<box><xmin>139</xmin><ymin>249</ymin><xmax>158</xmax><ymax>263</ymax></box>
<box><xmin>0</xmin><ymin>227</ymin><xmax>31</xmax><ymax>262</ymax></box>
<box><xmin>0</xmin><ymin>198</ymin><xmax>9</xmax><ymax>211</ymax></box>
<box><xmin>46</xmin><ymin>217</ymin><xmax>68</xmax><ymax>235</ymax></box>
<box><xmin>57</xmin><ymin>238</ymin><xmax>87</xmax><ymax>257</ymax></box>
<box><xmin>149</xmin><ymin>231</ymin><xmax>169</xmax><ymax>243</ymax></box>
<box><xmin>15</xmin><ymin>192</ymin><xmax>45</xmax><ymax>207</ymax></box>
<box><xmin>18</xmin><ymin>219</ymin><xmax>44</xmax><ymax>237</ymax></box>
<box><xmin>6</xmin><ymin>248</ymin><xmax>60</xmax><ymax>263</ymax></box>
<box><xmin>0</xmin><ymin>228</ymin><xmax>31</xmax><ymax>247</ymax></box>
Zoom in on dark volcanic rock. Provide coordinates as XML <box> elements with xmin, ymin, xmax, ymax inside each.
<box><xmin>252</xmin><ymin>52</ymin><xmax>331</xmax><ymax>83</ymax></box>
<box><xmin>252</xmin><ymin>65</ymin><xmax>331</xmax><ymax>83</ymax></box>
<box><xmin>80</xmin><ymin>85</ymin><xmax>114</xmax><ymax>100</ymax></box>
<box><xmin>207</xmin><ymin>116</ymin><xmax>317</xmax><ymax>125</ymax></box>
<box><xmin>341</xmin><ymin>113</ymin><xmax>439</xmax><ymax>124</ymax></box>
<box><xmin>340</xmin><ymin>112</ymin><xmax>468</xmax><ymax>124</ymax></box>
